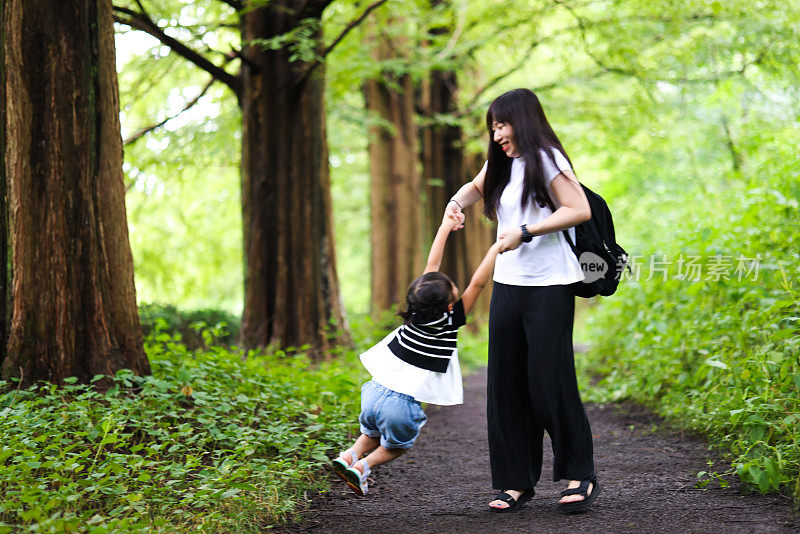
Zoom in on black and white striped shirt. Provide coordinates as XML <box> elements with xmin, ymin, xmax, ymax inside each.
<box><xmin>387</xmin><ymin>300</ymin><xmax>466</xmax><ymax>373</ymax></box>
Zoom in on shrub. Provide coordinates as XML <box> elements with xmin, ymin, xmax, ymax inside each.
<box><xmin>0</xmin><ymin>323</ymin><xmax>367</xmax><ymax>532</ymax></box>
<box><xmin>138</xmin><ymin>304</ymin><xmax>241</xmax><ymax>349</ymax></box>
<box><xmin>578</xmin><ymin>170</ymin><xmax>800</xmax><ymax>502</ymax></box>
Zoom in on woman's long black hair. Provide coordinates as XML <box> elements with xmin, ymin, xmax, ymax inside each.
<box><xmin>483</xmin><ymin>88</ymin><xmax>572</xmax><ymax>220</ymax></box>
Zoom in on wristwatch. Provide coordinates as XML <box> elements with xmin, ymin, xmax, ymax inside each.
<box><xmin>520</xmin><ymin>224</ymin><xmax>534</xmax><ymax>243</ymax></box>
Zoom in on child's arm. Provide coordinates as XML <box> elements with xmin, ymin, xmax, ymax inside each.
<box><xmin>460</xmin><ymin>242</ymin><xmax>500</xmax><ymax>314</ymax></box>
<box><xmin>423</xmin><ymin>214</ymin><xmax>459</xmax><ymax>274</ymax></box>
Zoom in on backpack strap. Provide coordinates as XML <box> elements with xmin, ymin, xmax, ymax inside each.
<box><xmin>562</xmin><ymin>228</ymin><xmax>577</xmax><ymax>254</ymax></box>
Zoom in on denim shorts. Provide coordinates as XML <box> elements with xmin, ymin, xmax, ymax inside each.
<box><xmin>359</xmin><ymin>380</ymin><xmax>427</xmax><ymax>449</ymax></box>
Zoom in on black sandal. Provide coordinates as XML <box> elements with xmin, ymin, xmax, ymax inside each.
<box><xmin>557</xmin><ymin>478</ymin><xmax>601</xmax><ymax>514</ymax></box>
<box><xmin>489</xmin><ymin>488</ymin><xmax>534</xmax><ymax>512</ymax></box>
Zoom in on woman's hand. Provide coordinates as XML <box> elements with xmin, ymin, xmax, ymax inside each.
<box><xmin>445</xmin><ymin>200</ymin><xmax>465</xmax><ymax>231</ymax></box>
<box><xmin>497</xmin><ymin>228</ymin><xmax>523</xmax><ymax>253</ymax></box>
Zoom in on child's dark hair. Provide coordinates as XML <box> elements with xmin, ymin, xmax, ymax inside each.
<box><xmin>397</xmin><ymin>272</ymin><xmax>455</xmax><ymax>324</ymax></box>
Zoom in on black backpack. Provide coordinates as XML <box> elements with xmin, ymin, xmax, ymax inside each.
<box><xmin>562</xmin><ymin>184</ymin><xmax>628</xmax><ymax>298</ymax></box>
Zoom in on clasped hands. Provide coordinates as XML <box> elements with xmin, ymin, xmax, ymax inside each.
<box><xmin>444</xmin><ymin>201</ymin><xmax>524</xmax><ymax>253</ymax></box>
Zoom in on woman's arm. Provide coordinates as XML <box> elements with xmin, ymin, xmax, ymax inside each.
<box><xmin>445</xmin><ymin>164</ymin><xmax>487</xmax><ymax>230</ymax></box>
<box><xmin>461</xmin><ymin>242</ymin><xmax>500</xmax><ymax>314</ymax></box>
<box><xmin>498</xmin><ymin>169</ymin><xmax>590</xmax><ymax>253</ymax></box>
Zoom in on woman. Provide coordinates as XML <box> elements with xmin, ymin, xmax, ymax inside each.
<box><xmin>446</xmin><ymin>88</ymin><xmax>600</xmax><ymax>513</ymax></box>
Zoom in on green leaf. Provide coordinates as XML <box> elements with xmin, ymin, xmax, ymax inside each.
<box><xmin>704</xmin><ymin>358</ymin><xmax>728</xmax><ymax>369</ymax></box>
<box><xmin>221</xmin><ymin>488</ymin><xmax>241</xmax><ymax>499</ymax></box>
<box><xmin>774</xmin><ymin>328</ymin><xmax>798</xmax><ymax>340</ymax></box>
<box><xmin>125</xmin><ymin>493</ymin><xmax>143</xmax><ymax>504</ymax></box>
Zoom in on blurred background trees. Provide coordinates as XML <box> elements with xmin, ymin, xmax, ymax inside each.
<box><xmin>4</xmin><ymin>0</ymin><xmax>798</xmax><ymax>361</ymax></box>
<box><xmin>113</xmin><ymin>0</ymin><xmax>360</xmax><ymax>353</ymax></box>
<box><xmin>105</xmin><ymin>0</ymin><xmax>799</xmax><ymax>319</ymax></box>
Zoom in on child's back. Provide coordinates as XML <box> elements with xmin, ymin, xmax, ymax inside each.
<box><xmin>361</xmin><ymin>273</ymin><xmax>466</xmax><ymax>406</ymax></box>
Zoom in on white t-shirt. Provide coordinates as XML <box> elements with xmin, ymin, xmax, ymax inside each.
<box><xmin>491</xmin><ymin>148</ymin><xmax>585</xmax><ymax>286</ymax></box>
<box><xmin>359</xmin><ymin>313</ymin><xmax>464</xmax><ymax>406</ymax></box>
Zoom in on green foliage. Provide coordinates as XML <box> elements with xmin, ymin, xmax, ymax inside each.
<box><xmin>251</xmin><ymin>18</ymin><xmax>322</xmax><ymax>63</ymax></box>
<box><xmin>0</xmin><ymin>325</ymin><xmax>367</xmax><ymax>532</ymax></box>
<box><xmin>348</xmin><ymin>309</ymin><xmax>400</xmax><ymax>349</ymax></box>
<box><xmin>0</xmin><ymin>307</ymin><xmax>492</xmax><ymax>532</ymax></box>
<box><xmin>326</xmin><ymin>89</ymin><xmax>372</xmax><ymax>314</ymax></box>
<box><xmin>576</xmin><ymin>159</ymin><xmax>800</xmax><ymax>501</ymax></box>
<box><xmin>138</xmin><ymin>303</ymin><xmax>241</xmax><ymax>348</ymax></box>
<box><xmin>117</xmin><ymin>1</ymin><xmax>243</xmax><ymax>313</ymax></box>
<box><xmin>457</xmin><ymin>321</ymin><xmax>491</xmax><ymax>373</ymax></box>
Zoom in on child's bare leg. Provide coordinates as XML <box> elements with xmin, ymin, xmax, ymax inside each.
<box><xmin>351</xmin><ymin>434</ymin><xmax>380</xmax><ymax>458</ymax></box>
<box><xmin>354</xmin><ymin>445</ymin><xmax>405</xmax><ymax>473</ymax></box>
<box><xmin>340</xmin><ymin>434</ymin><xmax>380</xmax><ymax>464</ymax></box>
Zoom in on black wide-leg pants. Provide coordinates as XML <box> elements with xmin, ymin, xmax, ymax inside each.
<box><xmin>487</xmin><ymin>282</ymin><xmax>595</xmax><ymax>490</ymax></box>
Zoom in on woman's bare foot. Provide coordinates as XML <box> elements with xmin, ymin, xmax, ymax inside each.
<box><xmin>559</xmin><ymin>480</ymin><xmax>593</xmax><ymax>503</ymax></box>
<box><xmin>489</xmin><ymin>489</ymin><xmax>524</xmax><ymax>509</ymax></box>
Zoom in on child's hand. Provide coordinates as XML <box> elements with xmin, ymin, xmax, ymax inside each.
<box><xmin>497</xmin><ymin>230</ymin><xmax>522</xmax><ymax>253</ymax></box>
<box><xmin>444</xmin><ymin>201</ymin><xmax>465</xmax><ymax>231</ymax></box>
<box><xmin>442</xmin><ymin>209</ymin><xmax>464</xmax><ymax>231</ymax></box>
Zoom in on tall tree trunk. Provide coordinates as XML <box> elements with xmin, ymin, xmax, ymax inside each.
<box><xmin>420</xmin><ymin>71</ymin><xmax>494</xmax><ymax>318</ymax></box>
<box><xmin>364</xmin><ymin>29</ymin><xmax>423</xmax><ymax>313</ymax></box>
<box><xmin>2</xmin><ymin>0</ymin><xmax>149</xmax><ymax>385</ymax></box>
<box><xmin>1</xmin><ymin>0</ymin><xmax>7</xmax><ymax>361</ymax></box>
<box><xmin>239</xmin><ymin>5</ymin><xmax>348</xmax><ymax>355</ymax></box>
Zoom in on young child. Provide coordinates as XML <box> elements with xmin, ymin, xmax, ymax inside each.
<box><xmin>331</xmin><ymin>212</ymin><xmax>500</xmax><ymax>496</ymax></box>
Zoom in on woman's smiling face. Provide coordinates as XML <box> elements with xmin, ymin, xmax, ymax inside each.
<box><xmin>492</xmin><ymin>121</ymin><xmax>518</xmax><ymax>157</ymax></box>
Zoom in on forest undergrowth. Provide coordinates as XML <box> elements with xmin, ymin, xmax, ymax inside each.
<box><xmin>0</xmin><ymin>320</ymin><xmax>366</xmax><ymax>532</ymax></box>
<box><xmin>0</xmin><ymin>311</ymin><xmax>489</xmax><ymax>532</ymax></box>
<box><xmin>576</xmin><ymin>160</ymin><xmax>800</xmax><ymax>505</ymax></box>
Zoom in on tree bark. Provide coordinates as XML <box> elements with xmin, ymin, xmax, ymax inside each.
<box><xmin>364</xmin><ymin>28</ymin><xmax>423</xmax><ymax>313</ymax></box>
<box><xmin>239</xmin><ymin>4</ymin><xmax>348</xmax><ymax>355</ymax></box>
<box><xmin>1</xmin><ymin>0</ymin><xmax>8</xmax><ymax>361</ymax></box>
<box><xmin>420</xmin><ymin>71</ymin><xmax>494</xmax><ymax>318</ymax></box>
<box><xmin>2</xmin><ymin>0</ymin><xmax>149</xmax><ymax>385</ymax></box>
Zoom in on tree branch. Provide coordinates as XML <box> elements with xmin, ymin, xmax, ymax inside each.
<box><xmin>113</xmin><ymin>5</ymin><xmax>242</xmax><ymax>96</ymax></box>
<box><xmin>123</xmin><ymin>77</ymin><xmax>216</xmax><ymax>147</ymax></box>
<box><xmin>295</xmin><ymin>0</ymin><xmax>388</xmax><ymax>86</ymax></box>
<box><xmin>720</xmin><ymin>115</ymin><xmax>743</xmax><ymax>174</ymax></box>
<box><xmin>460</xmin><ymin>69</ymin><xmax>609</xmax><ymax>135</ymax></box>
<box><xmin>453</xmin><ymin>70</ymin><xmax>608</xmax><ymax>141</ymax></box>
<box><xmin>435</xmin><ymin>1</ymin><xmax>467</xmax><ymax>62</ymax></box>
<box><xmin>455</xmin><ymin>2</ymin><xmax>584</xmax><ymax>63</ymax></box>
<box><xmin>230</xmin><ymin>47</ymin><xmax>260</xmax><ymax>73</ymax></box>
<box><xmin>457</xmin><ymin>26</ymin><xmax>581</xmax><ymax>117</ymax></box>
<box><xmin>323</xmin><ymin>0</ymin><xmax>389</xmax><ymax>60</ymax></box>
<box><xmin>550</xmin><ymin>1</ymin><xmax>758</xmax><ymax>84</ymax></box>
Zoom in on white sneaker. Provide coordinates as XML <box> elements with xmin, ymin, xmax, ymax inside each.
<box><xmin>331</xmin><ymin>449</ymin><xmax>358</xmax><ymax>481</ymax></box>
<box><xmin>345</xmin><ymin>459</ymin><xmax>370</xmax><ymax>496</ymax></box>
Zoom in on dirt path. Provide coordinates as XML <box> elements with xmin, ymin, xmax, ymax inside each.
<box><xmin>283</xmin><ymin>368</ymin><xmax>798</xmax><ymax>533</ymax></box>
